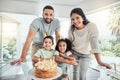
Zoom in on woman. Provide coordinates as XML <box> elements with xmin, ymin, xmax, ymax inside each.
<box><xmin>69</xmin><ymin>8</ymin><xmax>112</xmax><ymax>80</ymax></box>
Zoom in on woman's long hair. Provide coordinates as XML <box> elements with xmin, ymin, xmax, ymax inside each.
<box><xmin>70</xmin><ymin>8</ymin><xmax>90</xmax><ymax>42</ymax></box>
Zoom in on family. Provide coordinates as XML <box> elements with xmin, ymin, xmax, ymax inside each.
<box><xmin>11</xmin><ymin>5</ymin><xmax>112</xmax><ymax>80</ymax></box>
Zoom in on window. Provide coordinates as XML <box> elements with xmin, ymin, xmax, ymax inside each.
<box><xmin>87</xmin><ymin>6</ymin><xmax>120</xmax><ymax>76</ymax></box>
<box><xmin>2</xmin><ymin>23</ymin><xmax>17</xmax><ymax>61</ymax></box>
<box><xmin>0</xmin><ymin>16</ymin><xmax>17</xmax><ymax>61</ymax></box>
<box><xmin>0</xmin><ymin>13</ymin><xmax>36</xmax><ymax>62</ymax></box>
<box><xmin>87</xmin><ymin>6</ymin><xmax>120</xmax><ymax>57</ymax></box>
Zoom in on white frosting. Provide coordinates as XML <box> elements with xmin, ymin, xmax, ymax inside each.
<box><xmin>35</xmin><ymin>59</ymin><xmax>57</xmax><ymax>71</ymax></box>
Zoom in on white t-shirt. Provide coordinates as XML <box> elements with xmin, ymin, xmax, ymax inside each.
<box><xmin>54</xmin><ymin>51</ymin><xmax>72</xmax><ymax>57</ymax></box>
<box><xmin>69</xmin><ymin>22</ymin><xmax>101</xmax><ymax>54</ymax></box>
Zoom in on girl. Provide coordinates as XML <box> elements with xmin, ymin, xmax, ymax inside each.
<box><xmin>54</xmin><ymin>38</ymin><xmax>77</xmax><ymax>80</ymax></box>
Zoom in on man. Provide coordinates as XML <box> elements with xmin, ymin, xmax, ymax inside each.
<box><xmin>11</xmin><ymin>5</ymin><xmax>60</xmax><ymax>65</ymax></box>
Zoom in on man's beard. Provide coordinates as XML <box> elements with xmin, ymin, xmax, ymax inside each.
<box><xmin>44</xmin><ymin>18</ymin><xmax>53</xmax><ymax>24</ymax></box>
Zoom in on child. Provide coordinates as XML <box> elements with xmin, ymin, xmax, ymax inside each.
<box><xmin>32</xmin><ymin>36</ymin><xmax>55</xmax><ymax>64</ymax></box>
<box><xmin>54</xmin><ymin>38</ymin><xmax>78</xmax><ymax>80</ymax></box>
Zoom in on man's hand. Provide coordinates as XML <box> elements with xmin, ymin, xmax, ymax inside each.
<box><xmin>10</xmin><ymin>58</ymin><xmax>26</xmax><ymax>65</ymax></box>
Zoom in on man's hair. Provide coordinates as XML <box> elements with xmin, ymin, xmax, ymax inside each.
<box><xmin>43</xmin><ymin>5</ymin><xmax>54</xmax><ymax>12</ymax></box>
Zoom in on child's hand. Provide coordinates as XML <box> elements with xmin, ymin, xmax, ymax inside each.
<box><xmin>68</xmin><ymin>60</ymin><xmax>78</xmax><ymax>66</ymax></box>
<box><xmin>59</xmin><ymin>52</ymin><xmax>65</xmax><ymax>57</ymax></box>
<box><xmin>45</xmin><ymin>58</ymin><xmax>51</xmax><ymax>60</ymax></box>
<box><xmin>52</xmin><ymin>57</ymin><xmax>55</xmax><ymax>60</ymax></box>
<box><xmin>38</xmin><ymin>58</ymin><xmax>50</xmax><ymax>61</ymax></box>
<box><xmin>73</xmin><ymin>62</ymin><xmax>78</xmax><ymax>66</ymax></box>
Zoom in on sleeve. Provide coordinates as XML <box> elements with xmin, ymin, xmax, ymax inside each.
<box><xmin>54</xmin><ymin>19</ymin><xmax>61</xmax><ymax>31</ymax></box>
<box><xmin>34</xmin><ymin>49</ymin><xmax>42</xmax><ymax>57</ymax></box>
<box><xmin>54</xmin><ymin>51</ymin><xmax>59</xmax><ymax>55</ymax></box>
<box><xmin>88</xmin><ymin>23</ymin><xmax>101</xmax><ymax>54</ymax></box>
<box><xmin>30</xmin><ymin>18</ymin><xmax>40</xmax><ymax>32</ymax></box>
<box><xmin>66</xmin><ymin>51</ymin><xmax>72</xmax><ymax>56</ymax></box>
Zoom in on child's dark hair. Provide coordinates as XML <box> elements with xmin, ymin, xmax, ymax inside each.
<box><xmin>55</xmin><ymin>38</ymin><xmax>72</xmax><ymax>53</ymax></box>
<box><xmin>43</xmin><ymin>36</ymin><xmax>54</xmax><ymax>44</ymax></box>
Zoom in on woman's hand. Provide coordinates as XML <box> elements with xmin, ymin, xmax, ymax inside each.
<box><xmin>10</xmin><ymin>58</ymin><xmax>26</xmax><ymax>65</ymax></box>
<box><xmin>94</xmin><ymin>53</ymin><xmax>112</xmax><ymax>69</ymax></box>
<box><xmin>99</xmin><ymin>62</ymin><xmax>112</xmax><ymax>69</ymax></box>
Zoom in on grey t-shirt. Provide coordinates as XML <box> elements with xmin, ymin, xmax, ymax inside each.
<box><xmin>30</xmin><ymin>17</ymin><xmax>60</xmax><ymax>44</ymax></box>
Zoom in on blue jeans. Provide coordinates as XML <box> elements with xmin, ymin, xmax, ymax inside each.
<box><xmin>73</xmin><ymin>50</ymin><xmax>91</xmax><ymax>80</ymax></box>
<box><xmin>58</xmin><ymin>63</ymin><xmax>68</xmax><ymax>74</ymax></box>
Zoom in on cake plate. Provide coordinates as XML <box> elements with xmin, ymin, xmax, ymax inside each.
<box><xmin>28</xmin><ymin>67</ymin><xmax>62</xmax><ymax>80</ymax></box>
